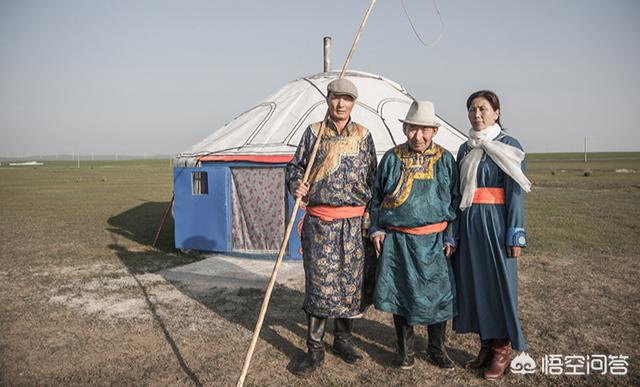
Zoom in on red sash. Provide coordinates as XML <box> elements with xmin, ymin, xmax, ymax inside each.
<box><xmin>472</xmin><ymin>188</ymin><xmax>505</xmax><ymax>204</ymax></box>
<box><xmin>306</xmin><ymin>205</ymin><xmax>366</xmax><ymax>222</ymax></box>
<box><xmin>386</xmin><ymin>221</ymin><xmax>448</xmax><ymax>235</ymax></box>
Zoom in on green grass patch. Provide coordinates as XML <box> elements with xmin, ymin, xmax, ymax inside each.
<box><xmin>525</xmin><ymin>152</ymin><xmax>640</xmax><ymax>257</ymax></box>
<box><xmin>1</xmin><ymin>155</ymin><xmax>638</xmax><ymax>267</ymax></box>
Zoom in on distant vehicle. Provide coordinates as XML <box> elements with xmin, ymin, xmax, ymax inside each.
<box><xmin>8</xmin><ymin>161</ymin><xmax>44</xmax><ymax>166</ymax></box>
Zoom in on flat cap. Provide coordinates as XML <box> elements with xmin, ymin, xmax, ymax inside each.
<box><xmin>327</xmin><ymin>78</ymin><xmax>358</xmax><ymax>99</ymax></box>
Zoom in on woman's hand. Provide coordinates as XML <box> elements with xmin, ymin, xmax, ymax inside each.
<box><xmin>373</xmin><ymin>234</ymin><xmax>385</xmax><ymax>256</ymax></box>
<box><xmin>444</xmin><ymin>244</ymin><xmax>455</xmax><ymax>258</ymax></box>
<box><xmin>292</xmin><ymin>181</ymin><xmax>310</xmax><ymax>198</ymax></box>
<box><xmin>507</xmin><ymin>246</ymin><xmax>522</xmax><ymax>258</ymax></box>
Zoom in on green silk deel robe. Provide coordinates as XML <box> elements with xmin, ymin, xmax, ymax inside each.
<box><xmin>369</xmin><ymin>142</ymin><xmax>460</xmax><ymax>325</ymax></box>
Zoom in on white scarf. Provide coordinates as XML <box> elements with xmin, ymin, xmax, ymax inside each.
<box><xmin>459</xmin><ymin>123</ymin><xmax>531</xmax><ymax>210</ymax></box>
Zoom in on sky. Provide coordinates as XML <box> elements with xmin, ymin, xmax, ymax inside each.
<box><xmin>1</xmin><ymin>0</ymin><xmax>639</xmax><ymax>157</ymax></box>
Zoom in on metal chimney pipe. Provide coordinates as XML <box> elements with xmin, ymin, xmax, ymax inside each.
<box><xmin>323</xmin><ymin>36</ymin><xmax>332</xmax><ymax>72</ymax></box>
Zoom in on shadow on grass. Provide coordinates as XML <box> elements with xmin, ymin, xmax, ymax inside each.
<box><xmin>107</xmin><ymin>202</ymin><xmax>206</xmax><ymax>385</ymax></box>
<box><xmin>107</xmin><ymin>201</ymin><xmax>175</xmax><ymax>254</ymax></box>
<box><xmin>108</xmin><ymin>245</ymin><xmax>401</xmax><ymax>377</ymax></box>
<box><xmin>192</xmin><ymin>287</ymin><xmax>425</xmax><ymax>373</ymax></box>
<box><xmin>109</xmin><ymin>243</ymin><xmax>203</xmax><ymax>386</ymax></box>
<box><xmin>106</xmin><ymin>204</ymin><xmax>476</xmax><ymax>380</ymax></box>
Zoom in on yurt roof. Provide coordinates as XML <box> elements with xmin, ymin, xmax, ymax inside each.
<box><xmin>176</xmin><ymin>70</ymin><xmax>467</xmax><ymax>165</ymax></box>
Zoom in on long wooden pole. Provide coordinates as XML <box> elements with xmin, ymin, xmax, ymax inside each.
<box><xmin>152</xmin><ymin>194</ymin><xmax>174</xmax><ymax>248</ymax></box>
<box><xmin>236</xmin><ymin>1</ymin><xmax>376</xmax><ymax>386</ymax></box>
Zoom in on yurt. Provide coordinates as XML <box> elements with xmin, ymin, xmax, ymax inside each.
<box><xmin>173</xmin><ymin>70</ymin><xmax>467</xmax><ymax>259</ymax></box>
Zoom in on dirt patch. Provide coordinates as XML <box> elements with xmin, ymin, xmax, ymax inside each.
<box><xmin>2</xmin><ymin>252</ymin><xmax>634</xmax><ymax>386</ymax></box>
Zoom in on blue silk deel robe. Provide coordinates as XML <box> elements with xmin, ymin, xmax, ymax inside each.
<box><xmin>286</xmin><ymin>119</ymin><xmax>377</xmax><ymax>318</ymax></box>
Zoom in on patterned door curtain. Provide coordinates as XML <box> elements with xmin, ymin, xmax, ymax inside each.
<box><xmin>230</xmin><ymin>167</ymin><xmax>286</xmax><ymax>254</ymax></box>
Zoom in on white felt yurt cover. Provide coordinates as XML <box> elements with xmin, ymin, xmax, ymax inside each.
<box><xmin>176</xmin><ymin>70</ymin><xmax>466</xmax><ymax>166</ymax></box>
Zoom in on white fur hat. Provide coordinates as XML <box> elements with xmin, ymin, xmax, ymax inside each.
<box><xmin>399</xmin><ymin>100</ymin><xmax>441</xmax><ymax>127</ymax></box>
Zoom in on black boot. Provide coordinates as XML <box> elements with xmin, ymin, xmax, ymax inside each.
<box><xmin>393</xmin><ymin>314</ymin><xmax>415</xmax><ymax>370</ymax></box>
<box><xmin>427</xmin><ymin>321</ymin><xmax>455</xmax><ymax>370</ymax></box>
<box><xmin>294</xmin><ymin>314</ymin><xmax>327</xmax><ymax>376</ymax></box>
<box><xmin>332</xmin><ymin>318</ymin><xmax>363</xmax><ymax>364</ymax></box>
<box><xmin>465</xmin><ymin>339</ymin><xmax>494</xmax><ymax>369</ymax></box>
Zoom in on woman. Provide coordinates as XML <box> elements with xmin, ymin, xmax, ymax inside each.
<box><xmin>452</xmin><ymin>90</ymin><xmax>531</xmax><ymax>380</ymax></box>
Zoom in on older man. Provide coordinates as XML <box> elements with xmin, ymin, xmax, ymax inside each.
<box><xmin>286</xmin><ymin>78</ymin><xmax>377</xmax><ymax>376</ymax></box>
<box><xmin>369</xmin><ymin>100</ymin><xmax>460</xmax><ymax>370</ymax></box>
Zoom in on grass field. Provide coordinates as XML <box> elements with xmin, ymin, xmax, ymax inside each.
<box><xmin>1</xmin><ymin>153</ymin><xmax>638</xmax><ymax>385</ymax></box>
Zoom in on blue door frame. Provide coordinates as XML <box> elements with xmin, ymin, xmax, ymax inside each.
<box><xmin>174</xmin><ymin>165</ymin><xmax>231</xmax><ymax>251</ymax></box>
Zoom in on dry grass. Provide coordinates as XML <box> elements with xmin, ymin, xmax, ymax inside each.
<box><xmin>0</xmin><ymin>154</ymin><xmax>638</xmax><ymax>386</ymax></box>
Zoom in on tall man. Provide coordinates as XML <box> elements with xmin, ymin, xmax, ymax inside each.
<box><xmin>369</xmin><ymin>100</ymin><xmax>460</xmax><ymax>370</ymax></box>
<box><xmin>286</xmin><ymin>78</ymin><xmax>377</xmax><ymax>376</ymax></box>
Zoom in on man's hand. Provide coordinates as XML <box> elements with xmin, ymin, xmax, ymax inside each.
<box><xmin>292</xmin><ymin>181</ymin><xmax>310</xmax><ymax>199</ymax></box>
<box><xmin>444</xmin><ymin>244</ymin><xmax>455</xmax><ymax>258</ymax></box>
<box><xmin>372</xmin><ymin>234</ymin><xmax>385</xmax><ymax>256</ymax></box>
<box><xmin>507</xmin><ymin>246</ymin><xmax>522</xmax><ymax>258</ymax></box>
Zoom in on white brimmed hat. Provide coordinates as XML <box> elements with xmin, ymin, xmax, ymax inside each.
<box><xmin>399</xmin><ymin>100</ymin><xmax>441</xmax><ymax>127</ymax></box>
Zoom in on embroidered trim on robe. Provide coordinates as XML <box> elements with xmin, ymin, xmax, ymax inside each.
<box><xmin>308</xmin><ymin>121</ymin><xmax>369</xmax><ymax>185</ymax></box>
<box><xmin>381</xmin><ymin>143</ymin><xmax>444</xmax><ymax>209</ymax></box>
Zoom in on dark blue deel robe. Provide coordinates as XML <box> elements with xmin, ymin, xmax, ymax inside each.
<box><xmin>452</xmin><ymin>133</ymin><xmax>527</xmax><ymax>351</ymax></box>
<box><xmin>286</xmin><ymin>119</ymin><xmax>377</xmax><ymax>318</ymax></box>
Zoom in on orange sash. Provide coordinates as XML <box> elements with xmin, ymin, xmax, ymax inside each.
<box><xmin>306</xmin><ymin>205</ymin><xmax>366</xmax><ymax>222</ymax></box>
<box><xmin>472</xmin><ymin>188</ymin><xmax>505</xmax><ymax>204</ymax></box>
<box><xmin>386</xmin><ymin>221</ymin><xmax>448</xmax><ymax>235</ymax></box>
